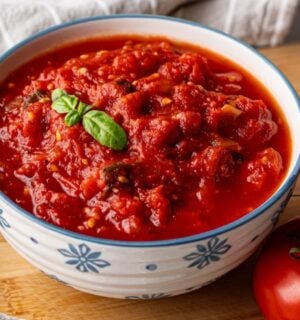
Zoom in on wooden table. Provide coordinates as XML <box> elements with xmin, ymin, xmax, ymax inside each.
<box><xmin>0</xmin><ymin>43</ymin><xmax>299</xmax><ymax>320</ymax></box>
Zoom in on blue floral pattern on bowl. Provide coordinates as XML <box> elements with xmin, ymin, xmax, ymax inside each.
<box><xmin>58</xmin><ymin>243</ymin><xmax>110</xmax><ymax>273</ymax></box>
<box><xmin>0</xmin><ymin>208</ymin><xmax>10</xmax><ymax>229</ymax></box>
<box><xmin>183</xmin><ymin>236</ymin><xmax>231</xmax><ymax>270</ymax></box>
<box><xmin>126</xmin><ymin>293</ymin><xmax>171</xmax><ymax>300</ymax></box>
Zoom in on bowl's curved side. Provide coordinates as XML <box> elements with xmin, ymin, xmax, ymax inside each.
<box><xmin>0</xmin><ymin>187</ymin><xmax>292</xmax><ymax>298</ymax></box>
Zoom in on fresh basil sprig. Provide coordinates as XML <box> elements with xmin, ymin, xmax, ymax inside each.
<box><xmin>51</xmin><ymin>88</ymin><xmax>127</xmax><ymax>150</ymax></box>
<box><xmin>51</xmin><ymin>89</ymin><xmax>91</xmax><ymax>126</ymax></box>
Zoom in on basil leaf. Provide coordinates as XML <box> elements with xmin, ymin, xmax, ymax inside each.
<box><xmin>77</xmin><ymin>101</ymin><xmax>92</xmax><ymax>116</ymax></box>
<box><xmin>52</xmin><ymin>88</ymin><xmax>67</xmax><ymax>101</ymax></box>
<box><xmin>51</xmin><ymin>89</ymin><xmax>128</xmax><ymax>149</ymax></box>
<box><xmin>65</xmin><ymin>110</ymin><xmax>81</xmax><ymax>126</ymax></box>
<box><xmin>52</xmin><ymin>95</ymin><xmax>78</xmax><ymax>113</ymax></box>
<box><xmin>83</xmin><ymin>110</ymin><xmax>127</xmax><ymax>150</ymax></box>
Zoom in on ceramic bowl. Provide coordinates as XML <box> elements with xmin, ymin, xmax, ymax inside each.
<box><xmin>0</xmin><ymin>15</ymin><xmax>299</xmax><ymax>299</ymax></box>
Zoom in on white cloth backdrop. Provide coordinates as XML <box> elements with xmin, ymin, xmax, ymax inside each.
<box><xmin>0</xmin><ymin>0</ymin><xmax>299</xmax><ymax>53</ymax></box>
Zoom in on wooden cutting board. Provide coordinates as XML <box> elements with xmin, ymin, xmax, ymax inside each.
<box><xmin>0</xmin><ymin>43</ymin><xmax>300</xmax><ymax>320</ymax></box>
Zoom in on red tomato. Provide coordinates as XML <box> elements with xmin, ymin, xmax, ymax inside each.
<box><xmin>253</xmin><ymin>218</ymin><xmax>300</xmax><ymax>320</ymax></box>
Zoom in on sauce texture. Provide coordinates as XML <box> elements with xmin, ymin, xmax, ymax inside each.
<box><xmin>0</xmin><ymin>36</ymin><xmax>290</xmax><ymax>240</ymax></box>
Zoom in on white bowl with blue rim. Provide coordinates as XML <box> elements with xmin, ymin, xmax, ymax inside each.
<box><xmin>0</xmin><ymin>15</ymin><xmax>299</xmax><ymax>299</ymax></box>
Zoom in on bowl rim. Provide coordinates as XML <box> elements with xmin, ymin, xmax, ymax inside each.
<box><xmin>0</xmin><ymin>14</ymin><xmax>299</xmax><ymax>248</ymax></box>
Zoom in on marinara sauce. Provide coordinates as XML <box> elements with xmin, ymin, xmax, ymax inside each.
<box><xmin>0</xmin><ymin>36</ymin><xmax>291</xmax><ymax>241</ymax></box>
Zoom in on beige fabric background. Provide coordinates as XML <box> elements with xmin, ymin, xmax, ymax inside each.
<box><xmin>0</xmin><ymin>0</ymin><xmax>299</xmax><ymax>53</ymax></box>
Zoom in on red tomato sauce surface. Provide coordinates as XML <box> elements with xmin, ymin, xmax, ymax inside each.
<box><xmin>0</xmin><ymin>36</ymin><xmax>291</xmax><ymax>241</ymax></box>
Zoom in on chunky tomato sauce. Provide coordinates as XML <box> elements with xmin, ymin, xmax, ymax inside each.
<box><xmin>0</xmin><ymin>36</ymin><xmax>290</xmax><ymax>240</ymax></box>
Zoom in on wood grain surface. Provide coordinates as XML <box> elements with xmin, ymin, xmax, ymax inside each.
<box><xmin>0</xmin><ymin>42</ymin><xmax>299</xmax><ymax>320</ymax></box>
